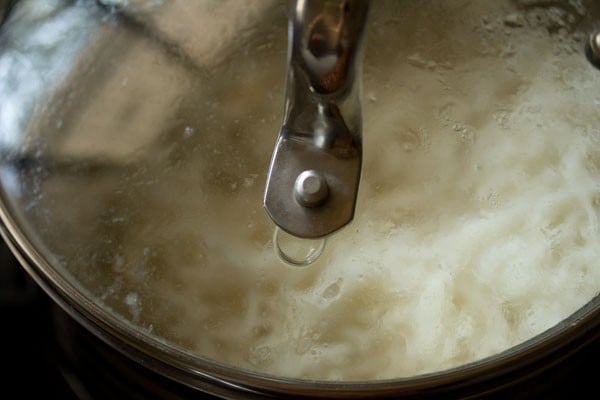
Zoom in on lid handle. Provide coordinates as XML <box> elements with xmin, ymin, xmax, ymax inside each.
<box><xmin>264</xmin><ymin>0</ymin><xmax>369</xmax><ymax>239</ymax></box>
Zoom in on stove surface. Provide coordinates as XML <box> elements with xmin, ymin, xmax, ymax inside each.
<box><xmin>0</xmin><ymin>240</ymin><xmax>78</xmax><ymax>398</ymax></box>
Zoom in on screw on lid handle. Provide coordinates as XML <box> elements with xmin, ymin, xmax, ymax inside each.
<box><xmin>587</xmin><ymin>31</ymin><xmax>600</xmax><ymax>69</ymax></box>
<box><xmin>264</xmin><ymin>0</ymin><xmax>369</xmax><ymax>239</ymax></box>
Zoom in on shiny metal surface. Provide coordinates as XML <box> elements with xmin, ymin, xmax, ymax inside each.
<box><xmin>264</xmin><ymin>0</ymin><xmax>369</xmax><ymax>238</ymax></box>
<box><xmin>588</xmin><ymin>30</ymin><xmax>600</xmax><ymax>68</ymax></box>
<box><xmin>294</xmin><ymin>169</ymin><xmax>329</xmax><ymax>208</ymax></box>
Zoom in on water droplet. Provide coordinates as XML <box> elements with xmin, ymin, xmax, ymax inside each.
<box><xmin>395</xmin><ymin>129</ymin><xmax>420</xmax><ymax>152</ymax></box>
<box><xmin>113</xmin><ymin>254</ymin><xmax>125</xmax><ymax>271</ymax></box>
<box><xmin>124</xmin><ymin>291</ymin><xmax>141</xmax><ymax>321</ymax></box>
<box><xmin>183</xmin><ymin>126</ymin><xmax>195</xmax><ymax>137</ymax></box>
<box><xmin>242</xmin><ymin>175</ymin><xmax>256</xmax><ymax>187</ymax></box>
<box><xmin>274</xmin><ymin>227</ymin><xmax>325</xmax><ymax>267</ymax></box>
<box><xmin>322</xmin><ymin>280</ymin><xmax>341</xmax><ymax>299</ymax></box>
<box><xmin>503</xmin><ymin>13</ymin><xmax>525</xmax><ymax>28</ymax></box>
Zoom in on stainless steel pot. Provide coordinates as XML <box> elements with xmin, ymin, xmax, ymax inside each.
<box><xmin>0</xmin><ymin>0</ymin><xmax>599</xmax><ymax>398</ymax></box>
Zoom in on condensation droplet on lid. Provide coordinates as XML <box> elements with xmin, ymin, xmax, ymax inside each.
<box><xmin>243</xmin><ymin>175</ymin><xmax>256</xmax><ymax>187</ymax></box>
<box><xmin>395</xmin><ymin>129</ymin><xmax>420</xmax><ymax>153</ymax></box>
<box><xmin>183</xmin><ymin>126</ymin><xmax>195</xmax><ymax>137</ymax></box>
<box><xmin>503</xmin><ymin>13</ymin><xmax>526</xmax><ymax>28</ymax></box>
<box><xmin>113</xmin><ymin>254</ymin><xmax>125</xmax><ymax>271</ymax></box>
<box><xmin>124</xmin><ymin>292</ymin><xmax>141</xmax><ymax>321</ymax></box>
<box><xmin>322</xmin><ymin>280</ymin><xmax>341</xmax><ymax>300</ymax></box>
<box><xmin>274</xmin><ymin>227</ymin><xmax>326</xmax><ymax>267</ymax></box>
<box><xmin>124</xmin><ymin>292</ymin><xmax>137</xmax><ymax>306</ymax></box>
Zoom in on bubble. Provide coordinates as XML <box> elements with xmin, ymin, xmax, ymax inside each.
<box><xmin>322</xmin><ymin>280</ymin><xmax>341</xmax><ymax>299</ymax></box>
<box><xmin>274</xmin><ymin>227</ymin><xmax>326</xmax><ymax>267</ymax></box>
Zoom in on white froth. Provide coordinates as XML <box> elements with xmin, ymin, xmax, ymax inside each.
<box><xmin>103</xmin><ymin>0</ymin><xmax>600</xmax><ymax>381</ymax></box>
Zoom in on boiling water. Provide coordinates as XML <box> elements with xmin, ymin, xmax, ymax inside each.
<box><xmin>4</xmin><ymin>0</ymin><xmax>600</xmax><ymax>382</ymax></box>
<box><xmin>104</xmin><ymin>1</ymin><xmax>600</xmax><ymax>380</ymax></box>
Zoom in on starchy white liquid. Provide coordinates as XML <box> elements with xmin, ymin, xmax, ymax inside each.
<box><xmin>95</xmin><ymin>0</ymin><xmax>600</xmax><ymax>381</ymax></box>
<box><xmin>7</xmin><ymin>0</ymin><xmax>599</xmax><ymax>382</ymax></box>
<box><xmin>92</xmin><ymin>0</ymin><xmax>600</xmax><ymax>381</ymax></box>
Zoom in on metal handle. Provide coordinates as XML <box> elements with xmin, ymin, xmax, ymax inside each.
<box><xmin>264</xmin><ymin>0</ymin><xmax>369</xmax><ymax>239</ymax></box>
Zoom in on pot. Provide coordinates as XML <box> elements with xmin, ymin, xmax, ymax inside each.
<box><xmin>0</xmin><ymin>0</ymin><xmax>599</xmax><ymax>398</ymax></box>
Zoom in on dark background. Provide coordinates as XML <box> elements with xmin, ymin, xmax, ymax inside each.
<box><xmin>0</xmin><ymin>239</ymin><xmax>78</xmax><ymax>398</ymax></box>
